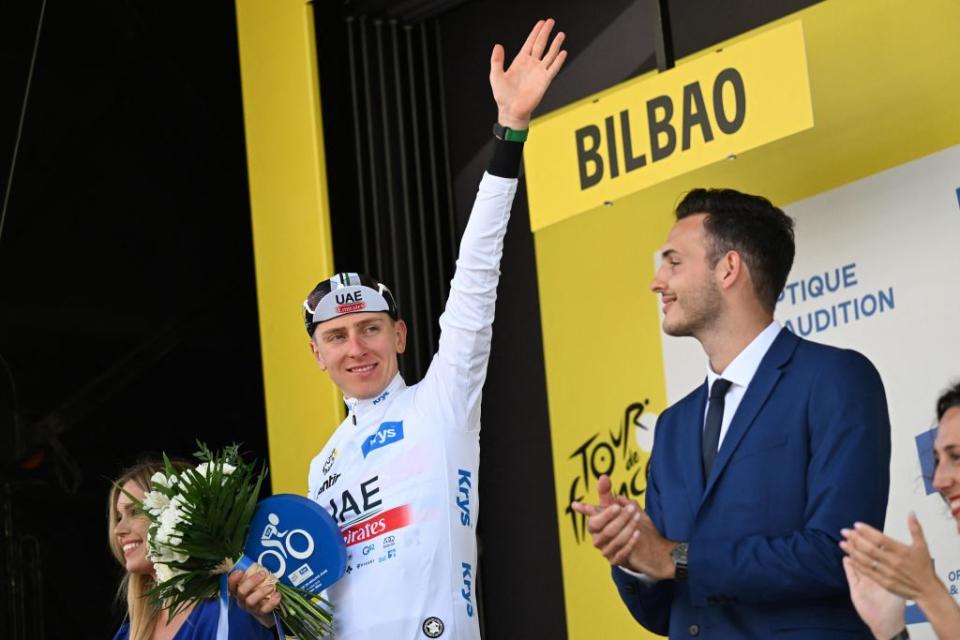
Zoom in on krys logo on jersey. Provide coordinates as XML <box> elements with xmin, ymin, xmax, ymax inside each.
<box><xmin>565</xmin><ymin>399</ymin><xmax>658</xmax><ymax>543</ymax></box>
<box><xmin>456</xmin><ymin>469</ymin><xmax>472</xmax><ymax>527</ymax></box>
<box><xmin>461</xmin><ymin>561</ymin><xmax>474</xmax><ymax>618</ymax></box>
<box><xmin>362</xmin><ymin>421</ymin><xmax>404</xmax><ymax>458</ymax></box>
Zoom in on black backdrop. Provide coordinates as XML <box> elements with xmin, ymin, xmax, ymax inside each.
<box><xmin>0</xmin><ymin>2</ymin><xmax>265</xmax><ymax>637</ymax></box>
<box><xmin>0</xmin><ymin>1</ymin><xmax>821</xmax><ymax>637</ymax></box>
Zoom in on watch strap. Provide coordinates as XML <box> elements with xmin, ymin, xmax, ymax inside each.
<box><xmin>672</xmin><ymin>542</ymin><xmax>689</xmax><ymax>582</ymax></box>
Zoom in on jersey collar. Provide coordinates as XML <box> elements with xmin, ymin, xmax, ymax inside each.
<box><xmin>343</xmin><ymin>372</ymin><xmax>406</xmax><ymax>425</ymax></box>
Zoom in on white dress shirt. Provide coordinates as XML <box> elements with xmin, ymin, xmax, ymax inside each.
<box><xmin>704</xmin><ymin>320</ymin><xmax>782</xmax><ymax>450</ymax></box>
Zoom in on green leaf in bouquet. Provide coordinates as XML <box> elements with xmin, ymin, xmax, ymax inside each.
<box><xmin>192</xmin><ymin>440</ymin><xmax>215</xmax><ymax>463</ymax></box>
<box><xmin>225</xmin><ymin>465</ymin><xmax>265</xmax><ymax>554</ymax></box>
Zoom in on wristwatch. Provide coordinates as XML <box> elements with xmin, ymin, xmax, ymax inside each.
<box><xmin>492</xmin><ymin>122</ymin><xmax>528</xmax><ymax>142</ymax></box>
<box><xmin>671</xmin><ymin>542</ymin><xmax>689</xmax><ymax>582</ymax></box>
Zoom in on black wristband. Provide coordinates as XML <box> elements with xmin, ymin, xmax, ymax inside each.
<box><xmin>889</xmin><ymin>628</ymin><xmax>910</xmax><ymax>640</ymax></box>
<box><xmin>487</xmin><ymin>137</ymin><xmax>524</xmax><ymax>179</ymax></box>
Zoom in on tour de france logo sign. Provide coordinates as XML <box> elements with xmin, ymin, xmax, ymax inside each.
<box><xmin>242</xmin><ymin>494</ymin><xmax>347</xmax><ymax>593</ymax></box>
<box><xmin>565</xmin><ymin>399</ymin><xmax>658</xmax><ymax>544</ymax></box>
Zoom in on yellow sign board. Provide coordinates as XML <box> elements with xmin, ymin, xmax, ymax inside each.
<box><xmin>531</xmin><ymin>0</ymin><xmax>960</xmax><ymax>636</ymax></box>
<box><xmin>525</xmin><ymin>20</ymin><xmax>813</xmax><ymax>231</ymax></box>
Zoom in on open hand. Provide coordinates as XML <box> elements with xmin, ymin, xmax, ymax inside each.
<box><xmin>489</xmin><ymin>19</ymin><xmax>567</xmax><ymax>130</ymax></box>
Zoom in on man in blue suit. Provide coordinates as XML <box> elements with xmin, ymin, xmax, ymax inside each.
<box><xmin>572</xmin><ymin>188</ymin><xmax>891</xmax><ymax>638</ymax></box>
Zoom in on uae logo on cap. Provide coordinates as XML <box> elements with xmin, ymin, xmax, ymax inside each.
<box><xmin>336</xmin><ymin>301</ymin><xmax>366</xmax><ymax>313</ymax></box>
<box><xmin>335</xmin><ymin>291</ymin><xmax>366</xmax><ymax>314</ymax></box>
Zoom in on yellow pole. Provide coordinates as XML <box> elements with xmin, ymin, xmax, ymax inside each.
<box><xmin>234</xmin><ymin>0</ymin><xmax>341</xmax><ymax>493</ymax></box>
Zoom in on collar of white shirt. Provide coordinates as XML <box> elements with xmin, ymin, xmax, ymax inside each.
<box><xmin>705</xmin><ymin>320</ymin><xmax>782</xmax><ymax>395</ymax></box>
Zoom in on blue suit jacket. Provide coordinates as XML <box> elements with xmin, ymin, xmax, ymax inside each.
<box><xmin>613</xmin><ymin>329</ymin><xmax>890</xmax><ymax>639</ymax></box>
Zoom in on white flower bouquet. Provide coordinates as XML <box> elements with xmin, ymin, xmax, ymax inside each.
<box><xmin>131</xmin><ymin>443</ymin><xmax>336</xmax><ymax>638</ymax></box>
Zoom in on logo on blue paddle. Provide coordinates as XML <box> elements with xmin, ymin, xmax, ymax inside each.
<box><xmin>242</xmin><ymin>494</ymin><xmax>346</xmax><ymax>593</ymax></box>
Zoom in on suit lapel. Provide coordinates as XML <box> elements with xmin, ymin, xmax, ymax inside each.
<box><xmin>701</xmin><ymin>329</ymin><xmax>799</xmax><ymax>504</ymax></box>
<box><xmin>680</xmin><ymin>382</ymin><xmax>709</xmax><ymax>514</ymax></box>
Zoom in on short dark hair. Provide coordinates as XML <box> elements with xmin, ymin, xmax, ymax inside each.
<box><xmin>937</xmin><ymin>381</ymin><xmax>960</xmax><ymax>421</ymax></box>
<box><xmin>676</xmin><ymin>188</ymin><xmax>795</xmax><ymax>312</ymax></box>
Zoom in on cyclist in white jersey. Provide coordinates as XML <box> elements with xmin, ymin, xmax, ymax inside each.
<box><xmin>231</xmin><ymin>18</ymin><xmax>566</xmax><ymax>639</ymax></box>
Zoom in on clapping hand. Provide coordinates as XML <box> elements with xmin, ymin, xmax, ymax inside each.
<box><xmin>840</xmin><ymin>513</ymin><xmax>939</xmax><ymax>601</ymax></box>
<box><xmin>842</xmin><ymin>556</ymin><xmax>905</xmax><ymax>640</ymax></box>
<box><xmin>571</xmin><ymin>474</ymin><xmax>676</xmax><ymax>580</ymax></box>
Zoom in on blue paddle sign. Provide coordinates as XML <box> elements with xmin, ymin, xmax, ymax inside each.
<box><xmin>242</xmin><ymin>494</ymin><xmax>346</xmax><ymax>593</ymax></box>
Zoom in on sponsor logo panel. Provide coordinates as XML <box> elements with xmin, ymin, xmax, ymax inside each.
<box><xmin>336</xmin><ymin>301</ymin><xmax>366</xmax><ymax>314</ymax></box>
<box><xmin>327</xmin><ymin>475</ymin><xmax>382</xmax><ymax>523</ymax></box>
<box><xmin>341</xmin><ymin>504</ymin><xmax>411</xmax><ymax>547</ymax></box>
<box><xmin>461</xmin><ymin>561</ymin><xmax>474</xmax><ymax>617</ymax></box>
<box><xmin>322</xmin><ymin>448</ymin><xmax>338</xmax><ymax>474</ymax></box>
<box><xmin>422</xmin><ymin>617</ymin><xmax>445</xmax><ymax>638</ymax></box>
<box><xmin>314</xmin><ymin>472</ymin><xmax>340</xmax><ymax>498</ymax></box>
<box><xmin>456</xmin><ymin>469</ymin><xmax>472</xmax><ymax>527</ymax></box>
<box><xmin>335</xmin><ymin>291</ymin><xmax>366</xmax><ymax>314</ymax></box>
<box><xmin>362</xmin><ymin>421</ymin><xmax>405</xmax><ymax>458</ymax></box>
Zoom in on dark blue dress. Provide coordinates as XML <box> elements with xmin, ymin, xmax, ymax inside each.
<box><xmin>112</xmin><ymin>598</ymin><xmax>275</xmax><ymax>639</ymax></box>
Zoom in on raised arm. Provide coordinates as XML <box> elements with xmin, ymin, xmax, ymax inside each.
<box><xmin>419</xmin><ymin>19</ymin><xmax>565</xmax><ymax>428</ymax></box>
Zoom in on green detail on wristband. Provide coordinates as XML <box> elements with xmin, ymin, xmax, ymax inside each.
<box><xmin>493</xmin><ymin>122</ymin><xmax>528</xmax><ymax>142</ymax></box>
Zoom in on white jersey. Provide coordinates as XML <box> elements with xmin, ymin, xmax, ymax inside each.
<box><xmin>307</xmin><ymin>173</ymin><xmax>517</xmax><ymax>639</ymax></box>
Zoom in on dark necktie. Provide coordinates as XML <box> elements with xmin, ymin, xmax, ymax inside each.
<box><xmin>702</xmin><ymin>378</ymin><xmax>733</xmax><ymax>479</ymax></box>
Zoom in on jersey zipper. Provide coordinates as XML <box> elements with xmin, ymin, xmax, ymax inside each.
<box><xmin>345</xmin><ymin>396</ymin><xmax>359</xmax><ymax>425</ymax></box>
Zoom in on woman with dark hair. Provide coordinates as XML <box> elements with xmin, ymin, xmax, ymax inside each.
<box><xmin>842</xmin><ymin>382</ymin><xmax>960</xmax><ymax>640</ymax></box>
<box><xmin>109</xmin><ymin>460</ymin><xmax>274</xmax><ymax>640</ymax></box>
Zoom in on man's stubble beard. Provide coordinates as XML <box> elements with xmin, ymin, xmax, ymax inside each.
<box><xmin>663</xmin><ymin>275</ymin><xmax>722</xmax><ymax>339</ymax></box>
